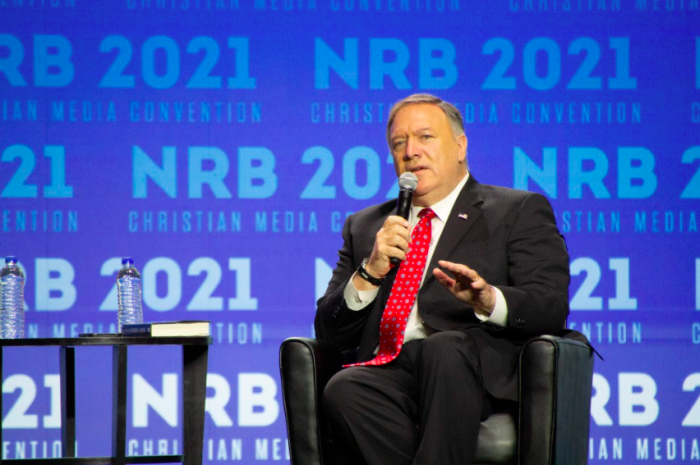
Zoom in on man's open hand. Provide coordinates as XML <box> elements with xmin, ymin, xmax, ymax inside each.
<box><xmin>433</xmin><ymin>260</ymin><xmax>496</xmax><ymax>314</ymax></box>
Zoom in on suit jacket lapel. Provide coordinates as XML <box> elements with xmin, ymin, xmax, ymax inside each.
<box><xmin>425</xmin><ymin>176</ymin><xmax>484</xmax><ymax>282</ymax></box>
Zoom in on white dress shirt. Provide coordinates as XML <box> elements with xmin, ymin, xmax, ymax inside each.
<box><xmin>343</xmin><ymin>173</ymin><xmax>509</xmax><ymax>345</ymax></box>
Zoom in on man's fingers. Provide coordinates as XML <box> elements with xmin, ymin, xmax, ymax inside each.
<box><xmin>385</xmin><ymin>215</ymin><xmax>410</xmax><ymax>228</ymax></box>
<box><xmin>437</xmin><ymin>260</ymin><xmax>467</xmax><ymax>273</ymax></box>
<box><xmin>433</xmin><ymin>268</ymin><xmax>457</xmax><ymax>292</ymax></box>
<box><xmin>376</xmin><ymin>233</ymin><xmax>409</xmax><ymax>261</ymax></box>
<box><xmin>384</xmin><ymin>234</ymin><xmax>409</xmax><ymax>251</ymax></box>
<box><xmin>379</xmin><ymin>243</ymin><xmax>406</xmax><ymax>261</ymax></box>
<box><xmin>387</xmin><ymin>224</ymin><xmax>411</xmax><ymax>243</ymax></box>
<box><xmin>438</xmin><ymin>260</ymin><xmax>473</xmax><ymax>278</ymax></box>
<box><xmin>369</xmin><ymin>217</ymin><xmax>413</xmax><ymax>271</ymax></box>
<box><xmin>437</xmin><ymin>260</ymin><xmax>482</xmax><ymax>284</ymax></box>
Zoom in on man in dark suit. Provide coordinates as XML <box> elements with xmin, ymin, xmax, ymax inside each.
<box><xmin>315</xmin><ymin>94</ymin><xmax>570</xmax><ymax>464</ymax></box>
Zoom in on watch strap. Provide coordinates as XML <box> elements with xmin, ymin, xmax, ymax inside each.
<box><xmin>357</xmin><ymin>259</ymin><xmax>384</xmax><ymax>286</ymax></box>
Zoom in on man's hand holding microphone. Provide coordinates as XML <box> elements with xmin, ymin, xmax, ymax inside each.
<box><xmin>353</xmin><ymin>173</ymin><xmax>417</xmax><ymax>291</ymax></box>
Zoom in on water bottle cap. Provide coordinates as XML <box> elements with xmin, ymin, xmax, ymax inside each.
<box><xmin>121</xmin><ymin>257</ymin><xmax>134</xmax><ymax>265</ymax></box>
<box><xmin>5</xmin><ymin>256</ymin><xmax>18</xmax><ymax>264</ymax></box>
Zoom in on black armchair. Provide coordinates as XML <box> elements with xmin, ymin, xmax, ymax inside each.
<box><xmin>280</xmin><ymin>335</ymin><xmax>594</xmax><ymax>465</ymax></box>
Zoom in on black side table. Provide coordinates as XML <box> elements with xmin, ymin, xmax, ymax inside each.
<box><xmin>0</xmin><ymin>336</ymin><xmax>212</xmax><ymax>465</ymax></box>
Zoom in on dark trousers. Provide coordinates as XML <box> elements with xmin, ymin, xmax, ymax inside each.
<box><xmin>322</xmin><ymin>330</ymin><xmax>493</xmax><ymax>465</ymax></box>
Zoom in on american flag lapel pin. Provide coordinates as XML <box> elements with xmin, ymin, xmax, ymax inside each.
<box><xmin>458</xmin><ymin>213</ymin><xmax>468</xmax><ymax>220</ymax></box>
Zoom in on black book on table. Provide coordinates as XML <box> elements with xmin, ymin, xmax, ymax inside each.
<box><xmin>122</xmin><ymin>320</ymin><xmax>210</xmax><ymax>337</ymax></box>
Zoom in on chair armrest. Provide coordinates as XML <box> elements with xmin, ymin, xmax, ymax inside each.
<box><xmin>279</xmin><ymin>337</ymin><xmax>345</xmax><ymax>465</ymax></box>
<box><xmin>519</xmin><ymin>335</ymin><xmax>595</xmax><ymax>465</ymax></box>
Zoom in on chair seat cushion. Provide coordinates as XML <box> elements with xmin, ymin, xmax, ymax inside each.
<box><xmin>474</xmin><ymin>412</ymin><xmax>517</xmax><ymax>464</ymax></box>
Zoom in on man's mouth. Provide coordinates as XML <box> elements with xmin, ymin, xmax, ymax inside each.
<box><xmin>409</xmin><ymin>166</ymin><xmax>427</xmax><ymax>173</ymax></box>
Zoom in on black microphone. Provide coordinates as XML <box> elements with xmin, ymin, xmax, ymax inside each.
<box><xmin>390</xmin><ymin>172</ymin><xmax>419</xmax><ymax>266</ymax></box>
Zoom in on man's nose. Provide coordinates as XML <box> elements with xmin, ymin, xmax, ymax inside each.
<box><xmin>404</xmin><ymin>138</ymin><xmax>420</xmax><ymax>159</ymax></box>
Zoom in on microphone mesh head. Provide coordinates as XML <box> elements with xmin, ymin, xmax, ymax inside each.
<box><xmin>398</xmin><ymin>172</ymin><xmax>419</xmax><ymax>191</ymax></box>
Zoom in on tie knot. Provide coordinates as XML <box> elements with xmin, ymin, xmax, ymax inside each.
<box><xmin>418</xmin><ymin>208</ymin><xmax>436</xmax><ymax>221</ymax></box>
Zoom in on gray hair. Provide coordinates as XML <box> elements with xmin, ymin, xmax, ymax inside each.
<box><xmin>386</xmin><ymin>94</ymin><xmax>465</xmax><ymax>146</ymax></box>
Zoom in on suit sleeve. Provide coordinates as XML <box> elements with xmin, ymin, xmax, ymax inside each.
<box><xmin>314</xmin><ymin>214</ymin><xmax>376</xmax><ymax>352</ymax></box>
<box><xmin>495</xmin><ymin>192</ymin><xmax>570</xmax><ymax>337</ymax></box>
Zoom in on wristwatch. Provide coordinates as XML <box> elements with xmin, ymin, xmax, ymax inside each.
<box><xmin>357</xmin><ymin>258</ymin><xmax>384</xmax><ymax>286</ymax></box>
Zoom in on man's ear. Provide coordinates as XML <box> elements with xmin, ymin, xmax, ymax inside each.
<box><xmin>456</xmin><ymin>134</ymin><xmax>468</xmax><ymax>163</ymax></box>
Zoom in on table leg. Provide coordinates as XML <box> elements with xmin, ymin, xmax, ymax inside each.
<box><xmin>112</xmin><ymin>346</ymin><xmax>128</xmax><ymax>465</ymax></box>
<box><xmin>1</xmin><ymin>346</ymin><xmax>3</xmax><ymax>465</ymax></box>
<box><xmin>60</xmin><ymin>347</ymin><xmax>76</xmax><ymax>457</ymax></box>
<box><xmin>182</xmin><ymin>345</ymin><xmax>208</xmax><ymax>465</ymax></box>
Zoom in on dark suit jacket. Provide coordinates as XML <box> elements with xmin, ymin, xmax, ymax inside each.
<box><xmin>314</xmin><ymin>176</ymin><xmax>570</xmax><ymax>401</ymax></box>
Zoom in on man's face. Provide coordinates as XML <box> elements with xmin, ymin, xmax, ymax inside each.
<box><xmin>389</xmin><ymin>103</ymin><xmax>467</xmax><ymax>207</ymax></box>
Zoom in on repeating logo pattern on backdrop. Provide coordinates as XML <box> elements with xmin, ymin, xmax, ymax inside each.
<box><xmin>0</xmin><ymin>1</ymin><xmax>699</xmax><ymax>462</ymax></box>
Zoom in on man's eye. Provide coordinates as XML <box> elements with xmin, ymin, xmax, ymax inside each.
<box><xmin>394</xmin><ymin>141</ymin><xmax>406</xmax><ymax>149</ymax></box>
<box><xmin>421</xmin><ymin>135</ymin><xmax>433</xmax><ymax>140</ymax></box>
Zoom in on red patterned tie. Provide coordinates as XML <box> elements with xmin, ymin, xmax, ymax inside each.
<box><xmin>349</xmin><ymin>208</ymin><xmax>436</xmax><ymax>367</ymax></box>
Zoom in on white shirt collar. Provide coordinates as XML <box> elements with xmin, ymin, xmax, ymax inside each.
<box><xmin>410</xmin><ymin>172</ymin><xmax>470</xmax><ymax>224</ymax></box>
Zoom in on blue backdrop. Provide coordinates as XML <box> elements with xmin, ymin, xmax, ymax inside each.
<box><xmin>1</xmin><ymin>0</ymin><xmax>699</xmax><ymax>462</ymax></box>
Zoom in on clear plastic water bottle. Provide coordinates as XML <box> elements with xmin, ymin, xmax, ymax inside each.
<box><xmin>1</xmin><ymin>256</ymin><xmax>25</xmax><ymax>339</ymax></box>
<box><xmin>117</xmin><ymin>258</ymin><xmax>143</xmax><ymax>332</ymax></box>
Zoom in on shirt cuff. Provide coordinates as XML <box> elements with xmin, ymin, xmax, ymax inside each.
<box><xmin>344</xmin><ymin>272</ymin><xmax>380</xmax><ymax>311</ymax></box>
<box><xmin>475</xmin><ymin>286</ymin><xmax>508</xmax><ymax>327</ymax></box>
